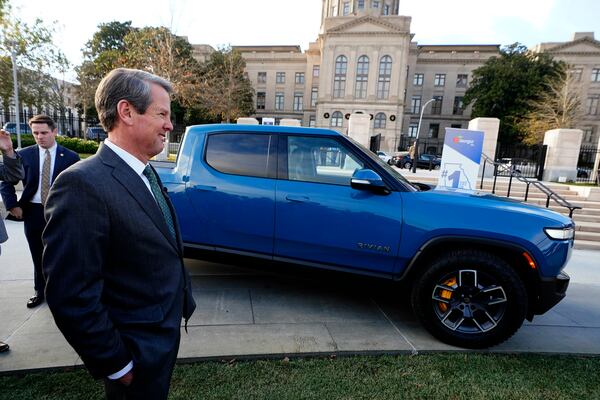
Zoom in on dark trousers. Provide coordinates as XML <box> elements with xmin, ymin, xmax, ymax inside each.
<box><xmin>102</xmin><ymin>332</ymin><xmax>180</xmax><ymax>400</ymax></box>
<box><xmin>23</xmin><ymin>203</ymin><xmax>45</xmax><ymax>294</ymax></box>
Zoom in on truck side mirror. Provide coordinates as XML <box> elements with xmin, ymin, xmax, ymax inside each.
<box><xmin>351</xmin><ymin>169</ymin><xmax>389</xmax><ymax>195</ymax></box>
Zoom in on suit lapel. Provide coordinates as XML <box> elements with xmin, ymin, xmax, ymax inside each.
<box><xmin>52</xmin><ymin>145</ymin><xmax>68</xmax><ymax>182</ymax></box>
<box><xmin>99</xmin><ymin>146</ymin><xmax>181</xmax><ymax>254</ymax></box>
<box><xmin>30</xmin><ymin>146</ymin><xmax>40</xmax><ymax>191</ymax></box>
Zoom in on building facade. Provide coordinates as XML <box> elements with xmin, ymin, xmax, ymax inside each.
<box><xmin>533</xmin><ymin>32</ymin><xmax>600</xmax><ymax>147</ymax></box>
<box><xmin>192</xmin><ymin>1</ymin><xmax>599</xmax><ymax>153</ymax></box>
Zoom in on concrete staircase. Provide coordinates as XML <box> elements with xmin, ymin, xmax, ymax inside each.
<box><xmin>411</xmin><ymin>176</ymin><xmax>600</xmax><ymax>251</ymax></box>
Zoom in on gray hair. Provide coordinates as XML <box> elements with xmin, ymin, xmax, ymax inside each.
<box><xmin>95</xmin><ymin>68</ymin><xmax>173</xmax><ymax>132</ymax></box>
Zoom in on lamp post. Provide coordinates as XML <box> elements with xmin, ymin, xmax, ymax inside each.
<box><xmin>9</xmin><ymin>41</ymin><xmax>22</xmax><ymax>149</ymax></box>
<box><xmin>412</xmin><ymin>98</ymin><xmax>436</xmax><ymax>173</ymax></box>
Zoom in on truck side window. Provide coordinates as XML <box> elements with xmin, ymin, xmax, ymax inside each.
<box><xmin>206</xmin><ymin>133</ymin><xmax>274</xmax><ymax>178</ymax></box>
<box><xmin>287</xmin><ymin>136</ymin><xmax>364</xmax><ymax>185</ymax></box>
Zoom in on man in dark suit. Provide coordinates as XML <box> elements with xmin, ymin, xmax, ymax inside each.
<box><xmin>0</xmin><ymin>127</ymin><xmax>24</xmax><ymax>353</ymax></box>
<box><xmin>43</xmin><ymin>68</ymin><xmax>196</xmax><ymax>400</ymax></box>
<box><xmin>0</xmin><ymin>115</ymin><xmax>79</xmax><ymax>308</ymax></box>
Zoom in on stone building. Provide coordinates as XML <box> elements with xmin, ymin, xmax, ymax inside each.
<box><xmin>532</xmin><ymin>32</ymin><xmax>600</xmax><ymax>146</ymax></box>
<box><xmin>192</xmin><ymin>1</ymin><xmax>599</xmax><ymax>152</ymax></box>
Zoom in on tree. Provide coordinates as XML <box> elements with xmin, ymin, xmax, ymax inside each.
<box><xmin>463</xmin><ymin>43</ymin><xmax>565</xmax><ymax>143</ymax></box>
<box><xmin>76</xmin><ymin>21</ymin><xmax>133</xmax><ymax>121</ymax></box>
<box><xmin>121</xmin><ymin>26</ymin><xmax>202</xmax><ymax>109</ymax></box>
<box><xmin>519</xmin><ymin>66</ymin><xmax>584</xmax><ymax>145</ymax></box>
<box><xmin>198</xmin><ymin>47</ymin><xmax>255</xmax><ymax>123</ymax></box>
<box><xmin>0</xmin><ymin>0</ymin><xmax>71</xmax><ymax>123</ymax></box>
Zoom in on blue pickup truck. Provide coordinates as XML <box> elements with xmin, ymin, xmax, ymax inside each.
<box><xmin>156</xmin><ymin>124</ymin><xmax>573</xmax><ymax>349</ymax></box>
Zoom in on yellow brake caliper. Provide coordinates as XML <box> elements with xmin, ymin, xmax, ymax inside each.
<box><xmin>438</xmin><ymin>276</ymin><xmax>457</xmax><ymax>312</ymax></box>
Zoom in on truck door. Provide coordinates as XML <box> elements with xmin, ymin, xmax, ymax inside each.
<box><xmin>186</xmin><ymin>132</ymin><xmax>277</xmax><ymax>255</ymax></box>
<box><xmin>274</xmin><ymin>135</ymin><xmax>402</xmax><ymax>274</ymax></box>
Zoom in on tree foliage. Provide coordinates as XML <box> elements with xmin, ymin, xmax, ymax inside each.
<box><xmin>198</xmin><ymin>47</ymin><xmax>255</xmax><ymax>123</ymax></box>
<box><xmin>463</xmin><ymin>43</ymin><xmax>565</xmax><ymax>143</ymax></box>
<box><xmin>518</xmin><ymin>66</ymin><xmax>584</xmax><ymax>145</ymax></box>
<box><xmin>0</xmin><ymin>0</ymin><xmax>71</xmax><ymax>120</ymax></box>
<box><xmin>77</xmin><ymin>24</ymin><xmax>255</xmax><ymax>126</ymax></box>
<box><xmin>76</xmin><ymin>21</ymin><xmax>133</xmax><ymax>119</ymax></box>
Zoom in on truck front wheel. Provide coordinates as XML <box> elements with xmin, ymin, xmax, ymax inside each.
<box><xmin>411</xmin><ymin>249</ymin><xmax>527</xmax><ymax>349</ymax></box>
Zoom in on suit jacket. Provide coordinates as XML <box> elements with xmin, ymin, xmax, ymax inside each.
<box><xmin>0</xmin><ymin>154</ymin><xmax>24</xmax><ymax>243</ymax></box>
<box><xmin>0</xmin><ymin>144</ymin><xmax>80</xmax><ymax>211</ymax></box>
<box><xmin>42</xmin><ymin>144</ymin><xmax>196</xmax><ymax>379</ymax></box>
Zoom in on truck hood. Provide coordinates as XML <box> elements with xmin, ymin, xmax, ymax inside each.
<box><xmin>424</xmin><ymin>187</ymin><xmax>574</xmax><ymax>226</ymax></box>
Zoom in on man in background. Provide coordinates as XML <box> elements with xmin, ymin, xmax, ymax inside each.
<box><xmin>0</xmin><ymin>127</ymin><xmax>25</xmax><ymax>353</ymax></box>
<box><xmin>0</xmin><ymin>115</ymin><xmax>79</xmax><ymax>308</ymax></box>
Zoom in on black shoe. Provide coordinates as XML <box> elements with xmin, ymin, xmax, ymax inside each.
<box><xmin>0</xmin><ymin>342</ymin><xmax>8</xmax><ymax>353</ymax></box>
<box><xmin>27</xmin><ymin>293</ymin><xmax>44</xmax><ymax>308</ymax></box>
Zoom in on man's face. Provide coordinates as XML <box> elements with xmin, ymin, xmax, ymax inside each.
<box><xmin>31</xmin><ymin>123</ymin><xmax>58</xmax><ymax>149</ymax></box>
<box><xmin>129</xmin><ymin>83</ymin><xmax>173</xmax><ymax>162</ymax></box>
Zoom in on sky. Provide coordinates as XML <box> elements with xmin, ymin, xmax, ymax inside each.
<box><xmin>9</xmin><ymin>0</ymin><xmax>600</xmax><ymax>81</ymax></box>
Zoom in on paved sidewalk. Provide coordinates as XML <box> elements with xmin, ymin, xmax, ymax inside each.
<box><xmin>1</xmin><ymin>217</ymin><xmax>600</xmax><ymax>375</ymax></box>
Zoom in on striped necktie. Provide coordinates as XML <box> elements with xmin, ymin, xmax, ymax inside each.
<box><xmin>142</xmin><ymin>165</ymin><xmax>176</xmax><ymax>241</ymax></box>
<box><xmin>41</xmin><ymin>149</ymin><xmax>51</xmax><ymax>205</ymax></box>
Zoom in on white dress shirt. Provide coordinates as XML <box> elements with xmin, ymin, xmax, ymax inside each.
<box><xmin>31</xmin><ymin>143</ymin><xmax>57</xmax><ymax>204</ymax></box>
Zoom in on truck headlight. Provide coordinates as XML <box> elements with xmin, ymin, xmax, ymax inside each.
<box><xmin>544</xmin><ymin>227</ymin><xmax>575</xmax><ymax>240</ymax></box>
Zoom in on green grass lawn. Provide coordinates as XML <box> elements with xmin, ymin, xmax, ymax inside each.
<box><xmin>1</xmin><ymin>354</ymin><xmax>599</xmax><ymax>400</ymax></box>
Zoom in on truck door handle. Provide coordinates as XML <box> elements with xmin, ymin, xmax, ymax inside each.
<box><xmin>193</xmin><ymin>185</ymin><xmax>217</xmax><ymax>192</ymax></box>
<box><xmin>285</xmin><ymin>195</ymin><xmax>311</xmax><ymax>203</ymax></box>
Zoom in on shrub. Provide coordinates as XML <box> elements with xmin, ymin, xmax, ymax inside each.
<box><xmin>11</xmin><ymin>134</ymin><xmax>99</xmax><ymax>155</ymax></box>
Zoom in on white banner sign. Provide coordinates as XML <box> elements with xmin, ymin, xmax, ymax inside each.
<box><xmin>438</xmin><ymin>128</ymin><xmax>484</xmax><ymax>190</ymax></box>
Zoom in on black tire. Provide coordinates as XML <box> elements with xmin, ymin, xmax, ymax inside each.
<box><xmin>411</xmin><ymin>249</ymin><xmax>527</xmax><ymax>349</ymax></box>
<box><xmin>433</xmin><ymin>164</ymin><xmax>440</xmax><ymax>170</ymax></box>
<box><xmin>403</xmin><ymin>161</ymin><xmax>412</xmax><ymax>169</ymax></box>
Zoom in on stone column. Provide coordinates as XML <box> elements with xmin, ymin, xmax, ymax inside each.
<box><xmin>280</xmin><ymin>118</ymin><xmax>301</xmax><ymax>126</ymax></box>
<box><xmin>348</xmin><ymin>113</ymin><xmax>372</xmax><ymax>148</ymax></box>
<box><xmin>468</xmin><ymin>117</ymin><xmax>499</xmax><ymax>178</ymax></box>
<box><xmin>543</xmin><ymin>129</ymin><xmax>583</xmax><ymax>182</ymax></box>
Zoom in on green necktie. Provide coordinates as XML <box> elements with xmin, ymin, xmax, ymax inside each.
<box><xmin>143</xmin><ymin>165</ymin><xmax>176</xmax><ymax>241</ymax></box>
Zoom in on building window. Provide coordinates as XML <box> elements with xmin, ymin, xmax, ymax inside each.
<box><xmin>311</xmin><ymin>87</ymin><xmax>318</xmax><ymax>107</ymax></box>
<box><xmin>456</xmin><ymin>74</ymin><xmax>468</xmax><ymax>87</ymax></box>
<box><xmin>358</xmin><ymin>0</ymin><xmax>365</xmax><ymax>9</ymax></box>
<box><xmin>413</xmin><ymin>73</ymin><xmax>423</xmax><ymax>86</ymax></box>
<box><xmin>256</xmin><ymin>92</ymin><xmax>265</xmax><ymax>110</ymax></box>
<box><xmin>309</xmin><ymin>115</ymin><xmax>316</xmax><ymax>127</ymax></box>
<box><xmin>276</xmin><ymin>72</ymin><xmax>286</xmax><ymax>84</ymax></box>
<box><xmin>374</xmin><ymin>112</ymin><xmax>386</xmax><ymax>129</ymax></box>
<box><xmin>428</xmin><ymin>123</ymin><xmax>440</xmax><ymax>138</ymax></box>
<box><xmin>343</xmin><ymin>1</ymin><xmax>350</xmax><ymax>15</ymax></box>
<box><xmin>586</xmin><ymin>95</ymin><xmax>599</xmax><ymax>115</ymax></box>
<box><xmin>453</xmin><ymin>96</ymin><xmax>464</xmax><ymax>115</ymax></box>
<box><xmin>583</xmin><ymin>126</ymin><xmax>595</xmax><ymax>143</ymax></box>
<box><xmin>293</xmin><ymin>92</ymin><xmax>303</xmax><ymax>111</ymax></box>
<box><xmin>377</xmin><ymin>55</ymin><xmax>392</xmax><ymax>99</ymax></box>
<box><xmin>332</xmin><ymin>4</ymin><xmax>338</xmax><ymax>16</ymax></box>
<box><xmin>313</xmin><ymin>65</ymin><xmax>320</xmax><ymax>77</ymax></box>
<box><xmin>451</xmin><ymin>124</ymin><xmax>462</xmax><ymax>129</ymax></box>
<box><xmin>408</xmin><ymin>124</ymin><xmax>418</xmax><ymax>137</ymax></box>
<box><xmin>592</xmin><ymin>68</ymin><xmax>600</xmax><ymax>82</ymax></box>
<box><xmin>570</xmin><ymin>68</ymin><xmax>583</xmax><ymax>82</ymax></box>
<box><xmin>431</xmin><ymin>96</ymin><xmax>443</xmax><ymax>114</ymax></box>
<box><xmin>355</xmin><ymin>55</ymin><xmax>369</xmax><ymax>99</ymax></box>
<box><xmin>257</xmin><ymin>72</ymin><xmax>266</xmax><ymax>84</ymax></box>
<box><xmin>275</xmin><ymin>92</ymin><xmax>284</xmax><ymax>110</ymax></box>
<box><xmin>383</xmin><ymin>3</ymin><xmax>390</xmax><ymax>15</ymax></box>
<box><xmin>434</xmin><ymin>73</ymin><xmax>446</xmax><ymax>87</ymax></box>
<box><xmin>295</xmin><ymin>72</ymin><xmax>305</xmax><ymax>85</ymax></box>
<box><xmin>331</xmin><ymin>111</ymin><xmax>343</xmax><ymax>127</ymax></box>
<box><xmin>334</xmin><ymin>55</ymin><xmax>348</xmax><ymax>98</ymax></box>
<box><xmin>411</xmin><ymin>96</ymin><xmax>421</xmax><ymax>114</ymax></box>
<box><xmin>372</xmin><ymin>0</ymin><xmax>380</xmax><ymax>8</ymax></box>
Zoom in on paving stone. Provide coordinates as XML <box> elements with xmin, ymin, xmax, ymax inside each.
<box><xmin>325</xmin><ymin>321</ymin><xmax>414</xmax><ymax>352</ymax></box>
<box><xmin>0</xmin><ymin>332</ymin><xmax>79</xmax><ymax>373</ymax></box>
<box><xmin>187</xmin><ymin>289</ymin><xmax>254</xmax><ymax>326</ymax></box>
<box><xmin>178</xmin><ymin>323</ymin><xmax>336</xmax><ymax>359</ymax></box>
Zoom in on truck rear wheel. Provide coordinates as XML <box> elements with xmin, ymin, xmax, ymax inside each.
<box><xmin>411</xmin><ymin>249</ymin><xmax>527</xmax><ymax>348</ymax></box>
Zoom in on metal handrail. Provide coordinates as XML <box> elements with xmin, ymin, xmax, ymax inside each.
<box><xmin>479</xmin><ymin>153</ymin><xmax>581</xmax><ymax>218</ymax></box>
